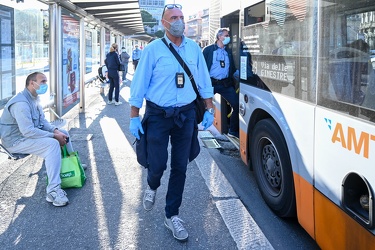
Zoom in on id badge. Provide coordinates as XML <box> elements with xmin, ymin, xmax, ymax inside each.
<box><xmin>220</xmin><ymin>60</ymin><xmax>225</xmax><ymax>68</ymax></box>
<box><xmin>176</xmin><ymin>73</ymin><xmax>185</xmax><ymax>88</ymax></box>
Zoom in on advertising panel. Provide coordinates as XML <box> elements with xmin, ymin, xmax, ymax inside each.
<box><xmin>0</xmin><ymin>5</ymin><xmax>14</xmax><ymax>105</ymax></box>
<box><xmin>61</xmin><ymin>9</ymin><xmax>80</xmax><ymax>114</ymax></box>
<box><xmin>85</xmin><ymin>30</ymin><xmax>92</xmax><ymax>74</ymax></box>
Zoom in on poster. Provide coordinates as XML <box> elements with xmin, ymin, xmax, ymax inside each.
<box><xmin>1</xmin><ymin>73</ymin><xmax>12</xmax><ymax>99</ymax></box>
<box><xmin>1</xmin><ymin>19</ymin><xmax>11</xmax><ymax>44</ymax></box>
<box><xmin>85</xmin><ymin>30</ymin><xmax>92</xmax><ymax>74</ymax></box>
<box><xmin>62</xmin><ymin>10</ymin><xmax>80</xmax><ymax>114</ymax></box>
<box><xmin>1</xmin><ymin>46</ymin><xmax>12</xmax><ymax>71</ymax></box>
<box><xmin>0</xmin><ymin>5</ymin><xmax>14</xmax><ymax>105</ymax></box>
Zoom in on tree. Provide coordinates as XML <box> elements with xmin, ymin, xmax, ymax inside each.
<box><xmin>154</xmin><ymin>30</ymin><xmax>164</xmax><ymax>38</ymax></box>
<box><xmin>141</xmin><ymin>10</ymin><xmax>157</xmax><ymax>29</ymax></box>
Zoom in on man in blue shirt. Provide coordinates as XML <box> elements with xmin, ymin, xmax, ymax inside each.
<box><xmin>129</xmin><ymin>4</ymin><xmax>214</xmax><ymax>242</ymax></box>
<box><xmin>203</xmin><ymin>28</ymin><xmax>239</xmax><ymax>137</ymax></box>
<box><xmin>131</xmin><ymin>45</ymin><xmax>142</xmax><ymax>71</ymax></box>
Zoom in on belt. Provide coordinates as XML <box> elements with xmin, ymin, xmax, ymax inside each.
<box><xmin>211</xmin><ymin>77</ymin><xmax>229</xmax><ymax>84</ymax></box>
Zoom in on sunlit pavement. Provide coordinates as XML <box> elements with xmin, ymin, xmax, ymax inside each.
<box><xmin>0</xmin><ymin>77</ymin><xmax>273</xmax><ymax>249</ymax></box>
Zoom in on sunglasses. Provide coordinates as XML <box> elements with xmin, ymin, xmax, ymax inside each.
<box><xmin>162</xmin><ymin>4</ymin><xmax>182</xmax><ymax>17</ymax></box>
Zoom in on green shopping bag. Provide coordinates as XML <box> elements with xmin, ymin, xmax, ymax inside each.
<box><xmin>60</xmin><ymin>145</ymin><xmax>86</xmax><ymax>188</ymax></box>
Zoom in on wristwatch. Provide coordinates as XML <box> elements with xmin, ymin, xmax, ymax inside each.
<box><xmin>206</xmin><ymin>108</ymin><xmax>215</xmax><ymax>115</ymax></box>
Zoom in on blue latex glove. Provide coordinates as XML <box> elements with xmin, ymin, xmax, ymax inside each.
<box><xmin>201</xmin><ymin>111</ymin><xmax>214</xmax><ymax>130</ymax></box>
<box><xmin>129</xmin><ymin>117</ymin><xmax>144</xmax><ymax>140</ymax></box>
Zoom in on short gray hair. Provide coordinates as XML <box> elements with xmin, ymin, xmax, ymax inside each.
<box><xmin>216</xmin><ymin>28</ymin><xmax>229</xmax><ymax>40</ymax></box>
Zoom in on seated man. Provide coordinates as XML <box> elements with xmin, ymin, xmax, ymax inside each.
<box><xmin>0</xmin><ymin>72</ymin><xmax>74</xmax><ymax>207</ymax></box>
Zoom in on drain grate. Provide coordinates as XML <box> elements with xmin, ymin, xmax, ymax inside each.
<box><xmin>198</xmin><ymin>130</ymin><xmax>221</xmax><ymax>148</ymax></box>
<box><xmin>199</xmin><ymin>130</ymin><xmax>215</xmax><ymax>139</ymax></box>
<box><xmin>201</xmin><ymin>138</ymin><xmax>221</xmax><ymax>148</ymax></box>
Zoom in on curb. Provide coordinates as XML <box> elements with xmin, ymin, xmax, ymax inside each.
<box><xmin>195</xmin><ymin>133</ymin><xmax>274</xmax><ymax>249</ymax></box>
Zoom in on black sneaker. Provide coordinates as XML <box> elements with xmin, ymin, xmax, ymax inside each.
<box><xmin>164</xmin><ymin>216</ymin><xmax>188</xmax><ymax>241</ymax></box>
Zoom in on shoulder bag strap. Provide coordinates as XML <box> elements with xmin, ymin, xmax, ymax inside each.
<box><xmin>161</xmin><ymin>38</ymin><xmax>200</xmax><ymax>97</ymax></box>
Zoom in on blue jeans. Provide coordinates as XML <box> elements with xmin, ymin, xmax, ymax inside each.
<box><xmin>213</xmin><ymin>83</ymin><xmax>239</xmax><ymax>133</ymax></box>
<box><xmin>121</xmin><ymin>63</ymin><xmax>128</xmax><ymax>80</ymax></box>
<box><xmin>145</xmin><ymin>105</ymin><xmax>196</xmax><ymax>218</ymax></box>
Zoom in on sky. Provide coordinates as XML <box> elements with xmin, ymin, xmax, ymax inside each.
<box><xmin>164</xmin><ymin>0</ymin><xmax>210</xmax><ymax>16</ymax></box>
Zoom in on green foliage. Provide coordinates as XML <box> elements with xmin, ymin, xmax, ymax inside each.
<box><xmin>141</xmin><ymin>10</ymin><xmax>157</xmax><ymax>28</ymax></box>
<box><xmin>154</xmin><ymin>30</ymin><xmax>165</xmax><ymax>38</ymax></box>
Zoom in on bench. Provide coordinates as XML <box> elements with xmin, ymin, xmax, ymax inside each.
<box><xmin>0</xmin><ymin>143</ymin><xmax>29</xmax><ymax>160</ymax></box>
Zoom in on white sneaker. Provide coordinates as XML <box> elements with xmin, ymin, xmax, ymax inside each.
<box><xmin>115</xmin><ymin>101</ymin><xmax>122</xmax><ymax>106</ymax></box>
<box><xmin>46</xmin><ymin>187</ymin><xmax>69</xmax><ymax>207</ymax></box>
<box><xmin>143</xmin><ymin>186</ymin><xmax>156</xmax><ymax>211</ymax></box>
<box><xmin>107</xmin><ymin>100</ymin><xmax>114</xmax><ymax>105</ymax></box>
<box><xmin>164</xmin><ymin>216</ymin><xmax>188</xmax><ymax>241</ymax></box>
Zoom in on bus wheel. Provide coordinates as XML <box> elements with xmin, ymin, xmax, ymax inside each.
<box><xmin>250</xmin><ymin>118</ymin><xmax>296</xmax><ymax>217</ymax></box>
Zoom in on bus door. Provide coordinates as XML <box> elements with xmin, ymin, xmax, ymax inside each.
<box><xmin>213</xmin><ymin>11</ymin><xmax>240</xmax><ymax>135</ymax></box>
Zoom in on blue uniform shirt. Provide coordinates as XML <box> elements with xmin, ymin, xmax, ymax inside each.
<box><xmin>129</xmin><ymin>35</ymin><xmax>214</xmax><ymax>108</ymax></box>
<box><xmin>132</xmin><ymin>48</ymin><xmax>142</xmax><ymax>60</ymax></box>
<box><xmin>209</xmin><ymin>47</ymin><xmax>230</xmax><ymax>80</ymax></box>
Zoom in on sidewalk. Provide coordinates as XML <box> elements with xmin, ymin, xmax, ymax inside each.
<box><xmin>0</xmin><ymin>78</ymin><xmax>272</xmax><ymax>249</ymax></box>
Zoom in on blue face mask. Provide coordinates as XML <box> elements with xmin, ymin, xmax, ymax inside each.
<box><xmin>34</xmin><ymin>82</ymin><xmax>48</xmax><ymax>95</ymax></box>
<box><xmin>223</xmin><ymin>37</ymin><xmax>231</xmax><ymax>45</ymax></box>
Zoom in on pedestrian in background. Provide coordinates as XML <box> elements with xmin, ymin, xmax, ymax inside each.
<box><xmin>0</xmin><ymin>72</ymin><xmax>76</xmax><ymax>207</ymax></box>
<box><xmin>105</xmin><ymin>43</ymin><xmax>122</xmax><ymax>106</ymax></box>
<box><xmin>129</xmin><ymin>4</ymin><xmax>214</xmax><ymax>242</ymax></box>
<box><xmin>202</xmin><ymin>28</ymin><xmax>239</xmax><ymax>137</ymax></box>
<box><xmin>132</xmin><ymin>44</ymin><xmax>142</xmax><ymax>71</ymax></box>
<box><xmin>120</xmin><ymin>47</ymin><xmax>130</xmax><ymax>83</ymax></box>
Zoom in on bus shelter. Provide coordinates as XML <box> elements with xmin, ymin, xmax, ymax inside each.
<box><xmin>0</xmin><ymin>0</ymin><xmax>147</xmax><ymax>119</ymax></box>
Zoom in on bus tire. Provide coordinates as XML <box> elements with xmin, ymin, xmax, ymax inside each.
<box><xmin>250</xmin><ymin>118</ymin><xmax>296</xmax><ymax>217</ymax></box>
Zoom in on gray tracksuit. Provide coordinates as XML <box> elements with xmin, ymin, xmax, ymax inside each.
<box><xmin>0</xmin><ymin>89</ymin><xmax>73</xmax><ymax>193</ymax></box>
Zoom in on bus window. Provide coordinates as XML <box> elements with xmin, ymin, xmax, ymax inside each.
<box><xmin>241</xmin><ymin>0</ymin><xmax>316</xmax><ymax>102</ymax></box>
<box><xmin>244</xmin><ymin>2</ymin><xmax>265</xmax><ymax>26</ymax></box>
<box><xmin>318</xmin><ymin>1</ymin><xmax>375</xmax><ymax>122</ymax></box>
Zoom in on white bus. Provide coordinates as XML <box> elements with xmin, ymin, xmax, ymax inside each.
<box><xmin>215</xmin><ymin>0</ymin><xmax>375</xmax><ymax>248</ymax></box>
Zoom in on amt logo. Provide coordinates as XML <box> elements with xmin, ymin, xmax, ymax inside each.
<box><xmin>325</xmin><ymin>118</ymin><xmax>375</xmax><ymax>159</ymax></box>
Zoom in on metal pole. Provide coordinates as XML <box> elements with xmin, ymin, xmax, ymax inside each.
<box><xmin>79</xmin><ymin>18</ymin><xmax>85</xmax><ymax>113</ymax></box>
<box><xmin>100</xmin><ymin>27</ymin><xmax>106</xmax><ymax>94</ymax></box>
<box><xmin>49</xmin><ymin>4</ymin><xmax>61</xmax><ymax>121</ymax></box>
<box><xmin>100</xmin><ymin>27</ymin><xmax>106</xmax><ymax>65</ymax></box>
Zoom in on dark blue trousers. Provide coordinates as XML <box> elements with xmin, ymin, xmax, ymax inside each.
<box><xmin>145</xmin><ymin>102</ymin><xmax>196</xmax><ymax>218</ymax></box>
<box><xmin>108</xmin><ymin>72</ymin><xmax>120</xmax><ymax>102</ymax></box>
